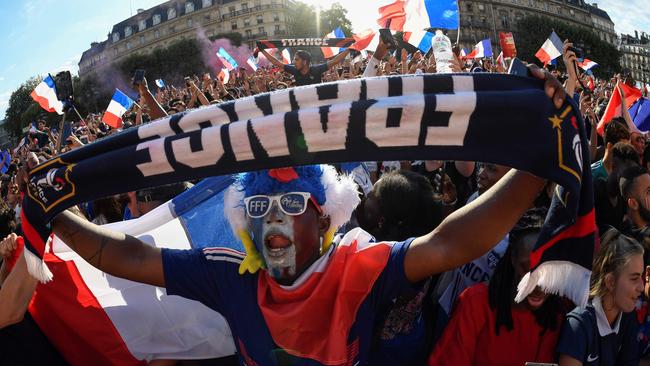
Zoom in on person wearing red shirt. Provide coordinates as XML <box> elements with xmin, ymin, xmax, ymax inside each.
<box><xmin>429</xmin><ymin>208</ymin><xmax>567</xmax><ymax>366</ymax></box>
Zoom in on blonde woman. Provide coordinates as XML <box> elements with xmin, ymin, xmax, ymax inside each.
<box><xmin>557</xmin><ymin>229</ymin><xmax>643</xmax><ymax>365</ymax></box>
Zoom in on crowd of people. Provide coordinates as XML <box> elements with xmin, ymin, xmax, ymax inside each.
<box><xmin>1</xmin><ymin>34</ymin><xmax>650</xmax><ymax>366</ymax></box>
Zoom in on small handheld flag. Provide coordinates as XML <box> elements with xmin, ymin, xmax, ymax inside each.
<box><xmin>247</xmin><ymin>57</ymin><xmax>259</xmax><ymax>71</ymax></box>
<box><xmin>217</xmin><ymin>68</ymin><xmax>230</xmax><ymax>84</ymax></box>
<box><xmin>321</xmin><ymin>27</ymin><xmax>346</xmax><ymax>58</ymax></box>
<box><xmin>466</xmin><ymin>39</ymin><xmax>492</xmax><ymax>58</ymax></box>
<box><xmin>281</xmin><ymin>48</ymin><xmax>291</xmax><ymax>64</ymax></box>
<box><xmin>577</xmin><ymin>59</ymin><xmax>598</xmax><ymax>71</ymax></box>
<box><xmin>30</xmin><ymin>75</ymin><xmax>64</xmax><ymax>115</ymax></box>
<box><xmin>404</xmin><ymin>30</ymin><xmax>434</xmax><ymax>53</ymax></box>
<box><xmin>102</xmin><ymin>89</ymin><xmax>135</xmax><ymax>129</ymax></box>
<box><xmin>217</xmin><ymin>48</ymin><xmax>239</xmax><ymax>71</ymax></box>
<box><xmin>535</xmin><ymin>31</ymin><xmax>563</xmax><ymax>65</ymax></box>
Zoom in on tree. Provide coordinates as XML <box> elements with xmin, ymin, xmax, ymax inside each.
<box><xmin>209</xmin><ymin>32</ymin><xmax>242</xmax><ymax>46</ymax></box>
<box><xmin>321</xmin><ymin>3</ymin><xmax>353</xmax><ymax>36</ymax></box>
<box><xmin>515</xmin><ymin>16</ymin><xmax>621</xmax><ymax>78</ymax></box>
<box><xmin>291</xmin><ymin>1</ymin><xmax>318</xmax><ymax>37</ymax></box>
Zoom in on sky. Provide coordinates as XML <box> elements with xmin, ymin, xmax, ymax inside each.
<box><xmin>0</xmin><ymin>0</ymin><xmax>648</xmax><ymax>119</ymax></box>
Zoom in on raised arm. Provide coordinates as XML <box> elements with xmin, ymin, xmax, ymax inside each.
<box><xmin>404</xmin><ymin>169</ymin><xmax>545</xmax><ymax>282</ymax></box>
<box><xmin>138</xmin><ymin>78</ymin><xmax>167</xmax><ymax>120</ymax></box>
<box><xmin>260</xmin><ymin>48</ymin><xmax>286</xmax><ymax>69</ymax></box>
<box><xmin>327</xmin><ymin>48</ymin><xmax>351</xmax><ymax>69</ymax></box>
<box><xmin>0</xmin><ymin>235</ymin><xmax>38</xmax><ymax>329</ymax></box>
<box><xmin>51</xmin><ymin>210</ymin><xmax>165</xmax><ymax>287</ymax></box>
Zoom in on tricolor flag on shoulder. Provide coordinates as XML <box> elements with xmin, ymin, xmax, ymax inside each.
<box><xmin>155</xmin><ymin>79</ymin><xmax>165</xmax><ymax>89</ymax></box>
<box><xmin>378</xmin><ymin>0</ymin><xmax>459</xmax><ymax>31</ymax></box>
<box><xmin>466</xmin><ymin>39</ymin><xmax>492</xmax><ymax>58</ymax></box>
<box><xmin>246</xmin><ymin>56</ymin><xmax>259</xmax><ymax>71</ymax></box>
<box><xmin>30</xmin><ymin>75</ymin><xmax>64</xmax><ymax>115</ymax></box>
<box><xmin>404</xmin><ymin>30</ymin><xmax>434</xmax><ymax>53</ymax></box>
<box><xmin>321</xmin><ymin>27</ymin><xmax>346</xmax><ymax>58</ymax></box>
<box><xmin>102</xmin><ymin>89</ymin><xmax>135</xmax><ymax>129</ymax></box>
<box><xmin>217</xmin><ymin>47</ymin><xmax>238</xmax><ymax>71</ymax></box>
<box><xmin>29</xmin><ymin>176</ymin><xmax>237</xmax><ymax>365</ymax></box>
<box><xmin>535</xmin><ymin>31</ymin><xmax>563</xmax><ymax>65</ymax></box>
<box><xmin>577</xmin><ymin>58</ymin><xmax>598</xmax><ymax>71</ymax></box>
<box><xmin>281</xmin><ymin>48</ymin><xmax>291</xmax><ymax>64</ymax></box>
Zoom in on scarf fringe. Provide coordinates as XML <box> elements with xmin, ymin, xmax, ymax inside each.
<box><xmin>515</xmin><ymin>260</ymin><xmax>590</xmax><ymax>307</ymax></box>
<box><xmin>24</xmin><ymin>249</ymin><xmax>53</xmax><ymax>283</ymax></box>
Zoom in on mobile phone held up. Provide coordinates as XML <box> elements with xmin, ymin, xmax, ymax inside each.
<box><xmin>379</xmin><ymin>29</ymin><xmax>397</xmax><ymax>50</ymax></box>
<box><xmin>132</xmin><ymin>69</ymin><xmax>146</xmax><ymax>87</ymax></box>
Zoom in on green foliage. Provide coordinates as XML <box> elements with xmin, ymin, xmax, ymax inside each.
<box><xmin>321</xmin><ymin>3</ymin><xmax>353</xmax><ymax>37</ymax></box>
<box><xmin>291</xmin><ymin>1</ymin><xmax>354</xmax><ymax>38</ymax></box>
<box><xmin>514</xmin><ymin>16</ymin><xmax>621</xmax><ymax>78</ymax></box>
<box><xmin>3</xmin><ymin>76</ymin><xmax>61</xmax><ymax>139</ymax></box>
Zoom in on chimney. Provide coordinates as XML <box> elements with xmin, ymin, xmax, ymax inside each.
<box><xmin>635</xmin><ymin>30</ymin><xmax>639</xmax><ymax>39</ymax></box>
<box><xmin>91</xmin><ymin>42</ymin><xmax>98</xmax><ymax>47</ymax></box>
<box><xmin>591</xmin><ymin>3</ymin><xmax>597</xmax><ymax>8</ymax></box>
<box><xmin>137</xmin><ymin>8</ymin><xmax>145</xmax><ymax>14</ymax></box>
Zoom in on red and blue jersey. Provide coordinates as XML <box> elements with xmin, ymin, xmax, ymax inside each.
<box><xmin>161</xmin><ymin>228</ymin><xmax>417</xmax><ymax>366</ymax></box>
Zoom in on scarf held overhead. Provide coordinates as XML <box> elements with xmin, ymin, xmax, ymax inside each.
<box><xmin>23</xmin><ymin>73</ymin><xmax>595</xmax><ymax>308</ymax></box>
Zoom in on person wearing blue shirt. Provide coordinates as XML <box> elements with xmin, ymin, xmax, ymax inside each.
<box><xmin>557</xmin><ymin>229</ymin><xmax>643</xmax><ymax>366</ymax></box>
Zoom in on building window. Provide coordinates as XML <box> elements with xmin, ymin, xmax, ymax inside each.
<box><xmin>242</xmin><ymin>3</ymin><xmax>248</xmax><ymax>10</ymax></box>
<box><xmin>154</xmin><ymin>29</ymin><xmax>160</xmax><ymax>38</ymax></box>
<box><xmin>202</xmin><ymin>0</ymin><xmax>212</xmax><ymax>8</ymax></box>
<box><xmin>466</xmin><ymin>3</ymin><xmax>472</xmax><ymax>12</ymax></box>
<box><xmin>124</xmin><ymin>26</ymin><xmax>132</xmax><ymax>37</ymax></box>
<box><xmin>478</xmin><ymin>4</ymin><xmax>485</xmax><ymax>11</ymax></box>
<box><xmin>245</xmin><ymin>29</ymin><xmax>252</xmax><ymax>37</ymax></box>
<box><xmin>185</xmin><ymin>2</ymin><xmax>195</xmax><ymax>13</ymax></box>
<box><xmin>168</xmin><ymin>7</ymin><xmax>177</xmax><ymax>19</ymax></box>
<box><xmin>139</xmin><ymin>19</ymin><xmax>146</xmax><ymax>31</ymax></box>
<box><xmin>127</xmin><ymin>41</ymin><xmax>132</xmax><ymax>50</ymax></box>
<box><xmin>273</xmin><ymin>13</ymin><xmax>279</xmax><ymax>22</ymax></box>
<box><xmin>112</xmin><ymin>32</ymin><xmax>120</xmax><ymax>42</ymax></box>
<box><xmin>258</xmin><ymin>26</ymin><xmax>265</xmax><ymax>34</ymax></box>
<box><xmin>257</xmin><ymin>15</ymin><xmax>263</xmax><ymax>24</ymax></box>
<box><xmin>187</xmin><ymin>18</ymin><xmax>193</xmax><ymax>27</ymax></box>
<box><xmin>139</xmin><ymin>35</ymin><xmax>145</xmax><ymax>45</ymax></box>
<box><xmin>231</xmin><ymin>22</ymin><xmax>237</xmax><ymax>30</ymax></box>
<box><xmin>244</xmin><ymin>18</ymin><xmax>251</xmax><ymax>26</ymax></box>
<box><xmin>229</xmin><ymin>6</ymin><xmax>235</xmax><ymax>15</ymax></box>
<box><xmin>113</xmin><ymin>48</ymin><xmax>118</xmax><ymax>56</ymax></box>
<box><xmin>275</xmin><ymin>24</ymin><xmax>280</xmax><ymax>32</ymax></box>
<box><xmin>500</xmin><ymin>15</ymin><xmax>508</xmax><ymax>27</ymax></box>
<box><xmin>153</xmin><ymin>14</ymin><xmax>161</xmax><ymax>25</ymax></box>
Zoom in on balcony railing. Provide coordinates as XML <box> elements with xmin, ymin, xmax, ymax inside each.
<box><xmin>222</xmin><ymin>3</ymin><xmax>285</xmax><ymax>20</ymax></box>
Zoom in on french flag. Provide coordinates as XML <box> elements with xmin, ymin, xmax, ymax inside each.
<box><xmin>217</xmin><ymin>48</ymin><xmax>238</xmax><ymax>71</ymax></box>
<box><xmin>466</xmin><ymin>39</ymin><xmax>492</xmax><ymax>58</ymax></box>
<box><xmin>378</xmin><ymin>0</ymin><xmax>459</xmax><ymax>32</ymax></box>
<box><xmin>596</xmin><ymin>81</ymin><xmax>643</xmax><ymax>135</ymax></box>
<box><xmin>321</xmin><ymin>27</ymin><xmax>346</xmax><ymax>58</ymax></box>
<box><xmin>496</xmin><ymin>51</ymin><xmax>506</xmax><ymax>69</ymax></box>
<box><xmin>404</xmin><ymin>30</ymin><xmax>434</xmax><ymax>53</ymax></box>
<box><xmin>30</xmin><ymin>75</ymin><xmax>64</xmax><ymax>115</ymax></box>
<box><xmin>350</xmin><ymin>28</ymin><xmax>378</xmax><ymax>51</ymax></box>
<box><xmin>535</xmin><ymin>31</ymin><xmax>563</xmax><ymax>65</ymax></box>
<box><xmin>102</xmin><ymin>89</ymin><xmax>134</xmax><ymax>129</ymax></box>
<box><xmin>29</xmin><ymin>177</ymin><xmax>238</xmax><ymax>365</ymax></box>
<box><xmin>218</xmin><ymin>68</ymin><xmax>230</xmax><ymax>84</ymax></box>
<box><xmin>577</xmin><ymin>58</ymin><xmax>598</xmax><ymax>71</ymax></box>
<box><xmin>282</xmin><ymin>48</ymin><xmax>291</xmax><ymax>64</ymax></box>
<box><xmin>246</xmin><ymin>56</ymin><xmax>258</xmax><ymax>71</ymax></box>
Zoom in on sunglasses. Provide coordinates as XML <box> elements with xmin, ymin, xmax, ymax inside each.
<box><xmin>243</xmin><ymin>192</ymin><xmax>322</xmax><ymax>218</ymax></box>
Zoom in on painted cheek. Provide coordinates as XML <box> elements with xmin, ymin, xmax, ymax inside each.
<box><xmin>249</xmin><ymin>217</ymin><xmax>266</xmax><ymax>252</ymax></box>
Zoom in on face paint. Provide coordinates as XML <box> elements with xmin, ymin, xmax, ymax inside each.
<box><xmin>249</xmin><ymin>203</ymin><xmax>299</xmax><ymax>280</ymax></box>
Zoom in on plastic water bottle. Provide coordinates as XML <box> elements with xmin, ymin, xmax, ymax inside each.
<box><xmin>432</xmin><ymin>30</ymin><xmax>454</xmax><ymax>74</ymax></box>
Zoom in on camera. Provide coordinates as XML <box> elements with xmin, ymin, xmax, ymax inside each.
<box><xmin>53</xmin><ymin>71</ymin><xmax>74</xmax><ymax>102</ymax></box>
<box><xmin>567</xmin><ymin>46</ymin><xmax>582</xmax><ymax>59</ymax></box>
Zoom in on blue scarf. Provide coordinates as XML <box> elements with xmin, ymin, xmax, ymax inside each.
<box><xmin>21</xmin><ymin>73</ymin><xmax>595</xmax><ymax>306</ymax></box>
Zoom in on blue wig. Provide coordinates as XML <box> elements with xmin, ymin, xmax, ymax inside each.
<box><xmin>235</xmin><ymin>165</ymin><xmax>327</xmax><ymax>205</ymax></box>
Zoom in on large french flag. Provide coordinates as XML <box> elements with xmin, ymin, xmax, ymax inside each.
<box><xmin>321</xmin><ymin>27</ymin><xmax>346</xmax><ymax>58</ymax></box>
<box><xmin>30</xmin><ymin>75</ymin><xmax>64</xmax><ymax>115</ymax></box>
<box><xmin>404</xmin><ymin>30</ymin><xmax>434</xmax><ymax>53</ymax></box>
<box><xmin>596</xmin><ymin>81</ymin><xmax>643</xmax><ymax>135</ymax></box>
<box><xmin>102</xmin><ymin>89</ymin><xmax>134</xmax><ymax>129</ymax></box>
<box><xmin>577</xmin><ymin>58</ymin><xmax>598</xmax><ymax>71</ymax></box>
<box><xmin>630</xmin><ymin>97</ymin><xmax>650</xmax><ymax>132</ymax></box>
<box><xmin>378</xmin><ymin>0</ymin><xmax>459</xmax><ymax>31</ymax></box>
<box><xmin>29</xmin><ymin>176</ymin><xmax>238</xmax><ymax>365</ymax></box>
<box><xmin>535</xmin><ymin>31</ymin><xmax>563</xmax><ymax>65</ymax></box>
<box><xmin>466</xmin><ymin>39</ymin><xmax>492</xmax><ymax>58</ymax></box>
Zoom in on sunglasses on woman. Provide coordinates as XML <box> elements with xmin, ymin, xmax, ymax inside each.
<box><xmin>243</xmin><ymin>192</ymin><xmax>323</xmax><ymax>218</ymax></box>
